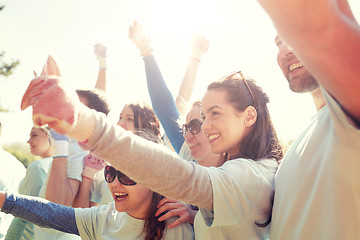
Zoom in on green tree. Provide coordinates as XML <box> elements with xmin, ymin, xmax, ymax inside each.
<box><xmin>0</xmin><ymin>51</ymin><xmax>19</xmax><ymax>77</ymax></box>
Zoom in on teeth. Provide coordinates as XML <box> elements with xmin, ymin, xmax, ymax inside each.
<box><xmin>114</xmin><ymin>192</ymin><xmax>127</xmax><ymax>196</ymax></box>
<box><xmin>289</xmin><ymin>62</ymin><xmax>303</xmax><ymax>71</ymax></box>
<box><xmin>208</xmin><ymin>134</ymin><xmax>220</xmax><ymax>141</ymax></box>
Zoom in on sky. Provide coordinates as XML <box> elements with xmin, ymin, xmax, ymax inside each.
<box><xmin>1</xmin><ymin>0</ymin><xmax>359</xmax><ymax>146</ymax></box>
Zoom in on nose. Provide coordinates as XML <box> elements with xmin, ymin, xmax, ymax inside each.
<box><xmin>27</xmin><ymin>138</ymin><xmax>31</xmax><ymax>144</ymax></box>
<box><xmin>278</xmin><ymin>42</ymin><xmax>293</xmax><ymax>59</ymax></box>
<box><xmin>183</xmin><ymin>129</ymin><xmax>195</xmax><ymax>139</ymax></box>
<box><xmin>201</xmin><ymin>118</ymin><xmax>211</xmax><ymax>134</ymax></box>
<box><xmin>117</xmin><ymin>119</ymin><xmax>124</xmax><ymax>128</ymax></box>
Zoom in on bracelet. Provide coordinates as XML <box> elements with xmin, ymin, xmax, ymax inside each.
<box><xmin>82</xmin><ymin>175</ymin><xmax>93</xmax><ymax>181</ymax></box>
<box><xmin>189</xmin><ymin>57</ymin><xmax>200</xmax><ymax>63</ymax></box>
<box><xmin>53</xmin><ymin>155</ymin><xmax>68</xmax><ymax>159</ymax></box>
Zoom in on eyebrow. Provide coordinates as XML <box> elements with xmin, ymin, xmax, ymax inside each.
<box><xmin>204</xmin><ymin>105</ymin><xmax>223</xmax><ymax>114</ymax></box>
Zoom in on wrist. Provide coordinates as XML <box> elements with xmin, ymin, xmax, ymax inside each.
<box><xmin>82</xmin><ymin>166</ymin><xmax>101</xmax><ymax>180</ymax></box>
<box><xmin>52</xmin><ymin>141</ymin><xmax>68</xmax><ymax>158</ymax></box>
<box><xmin>98</xmin><ymin>58</ymin><xmax>107</xmax><ymax>69</ymax></box>
<box><xmin>189</xmin><ymin>57</ymin><xmax>200</xmax><ymax>63</ymax></box>
<box><xmin>68</xmin><ymin>105</ymin><xmax>96</xmax><ymax>143</ymax></box>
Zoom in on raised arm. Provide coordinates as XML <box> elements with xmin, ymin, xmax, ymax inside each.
<box><xmin>258</xmin><ymin>0</ymin><xmax>360</xmax><ymax>120</ymax></box>
<box><xmin>45</xmin><ymin>131</ymin><xmax>83</xmax><ymax>206</ymax></box>
<box><xmin>0</xmin><ymin>192</ymin><xmax>79</xmax><ymax>235</ymax></box>
<box><xmin>129</xmin><ymin>21</ymin><xmax>185</xmax><ymax>153</ymax></box>
<box><xmin>93</xmin><ymin>43</ymin><xmax>107</xmax><ymax>91</ymax></box>
<box><xmin>175</xmin><ymin>32</ymin><xmax>209</xmax><ymax>116</ymax></box>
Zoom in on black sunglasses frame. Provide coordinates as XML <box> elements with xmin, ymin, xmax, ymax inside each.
<box><xmin>104</xmin><ymin>165</ymin><xmax>137</xmax><ymax>186</ymax></box>
<box><xmin>182</xmin><ymin>118</ymin><xmax>203</xmax><ymax>136</ymax></box>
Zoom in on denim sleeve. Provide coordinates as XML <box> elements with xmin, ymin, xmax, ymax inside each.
<box><xmin>1</xmin><ymin>193</ymin><xmax>79</xmax><ymax>235</ymax></box>
<box><xmin>143</xmin><ymin>55</ymin><xmax>185</xmax><ymax>153</ymax></box>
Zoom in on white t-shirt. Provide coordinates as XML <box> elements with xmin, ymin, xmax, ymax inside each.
<box><xmin>75</xmin><ymin>203</ymin><xmax>195</xmax><ymax>240</ymax></box>
<box><xmin>35</xmin><ymin>139</ymin><xmax>87</xmax><ymax>240</ymax></box>
<box><xmin>270</xmin><ymin>90</ymin><xmax>360</xmax><ymax>240</ymax></box>
<box><xmin>0</xmin><ymin>148</ymin><xmax>25</xmax><ymax>239</ymax></box>
<box><xmin>90</xmin><ymin>170</ymin><xmax>113</xmax><ymax>206</ymax></box>
<box><xmin>194</xmin><ymin>158</ymin><xmax>277</xmax><ymax>240</ymax></box>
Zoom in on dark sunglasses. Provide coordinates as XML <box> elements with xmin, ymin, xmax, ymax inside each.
<box><xmin>225</xmin><ymin>71</ymin><xmax>255</xmax><ymax>107</ymax></box>
<box><xmin>182</xmin><ymin>118</ymin><xmax>203</xmax><ymax>136</ymax></box>
<box><xmin>104</xmin><ymin>165</ymin><xmax>136</xmax><ymax>186</ymax></box>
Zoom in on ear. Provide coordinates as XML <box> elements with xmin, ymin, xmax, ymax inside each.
<box><xmin>244</xmin><ymin>106</ymin><xmax>257</xmax><ymax>127</ymax></box>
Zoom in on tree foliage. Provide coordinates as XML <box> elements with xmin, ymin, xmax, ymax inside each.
<box><xmin>0</xmin><ymin>5</ymin><xmax>20</xmax><ymax>77</ymax></box>
<box><xmin>0</xmin><ymin>52</ymin><xmax>20</xmax><ymax>77</ymax></box>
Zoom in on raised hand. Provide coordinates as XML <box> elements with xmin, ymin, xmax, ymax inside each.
<box><xmin>21</xmin><ymin>56</ymin><xmax>81</xmax><ymax>134</ymax></box>
<box><xmin>190</xmin><ymin>32</ymin><xmax>209</xmax><ymax>61</ymax></box>
<box><xmin>155</xmin><ymin>197</ymin><xmax>197</xmax><ymax>228</ymax></box>
<box><xmin>94</xmin><ymin>43</ymin><xmax>107</xmax><ymax>69</ymax></box>
<box><xmin>82</xmin><ymin>153</ymin><xmax>107</xmax><ymax>180</ymax></box>
<box><xmin>129</xmin><ymin>21</ymin><xmax>153</xmax><ymax>57</ymax></box>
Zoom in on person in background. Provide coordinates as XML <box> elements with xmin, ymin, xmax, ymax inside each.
<box><xmin>20</xmin><ymin>55</ymin><xmax>283</xmax><ymax>239</ymax></box>
<box><xmin>72</xmin><ymin>101</ymin><xmax>161</xmax><ymax>208</ymax></box>
<box><xmin>255</xmin><ymin>0</ymin><xmax>360</xmax><ymax>239</ymax></box>
<box><xmin>0</xmin><ymin>120</ymin><xmax>25</xmax><ymax>239</ymax></box>
<box><xmin>0</xmin><ymin>130</ymin><xmax>195</xmax><ymax>240</ymax></box>
<box><xmin>129</xmin><ymin>21</ymin><xmax>213</xmax><ymax>162</ymax></box>
<box><xmin>5</xmin><ymin>126</ymin><xmax>53</xmax><ymax>240</ymax></box>
<box><xmin>33</xmin><ymin>55</ymin><xmax>110</xmax><ymax>240</ymax></box>
<box><xmin>129</xmin><ymin>21</ymin><xmax>220</xmax><ymax>228</ymax></box>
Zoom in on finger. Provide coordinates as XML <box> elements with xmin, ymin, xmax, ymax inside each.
<box><xmin>158</xmin><ymin>208</ymin><xmax>182</xmax><ymax>222</ymax></box>
<box><xmin>167</xmin><ymin>217</ymin><xmax>186</xmax><ymax>228</ymax></box>
<box><xmin>156</xmin><ymin>203</ymin><xmax>172</xmax><ymax>216</ymax></box>
<box><xmin>157</xmin><ymin>197</ymin><xmax>177</xmax><ymax>208</ymax></box>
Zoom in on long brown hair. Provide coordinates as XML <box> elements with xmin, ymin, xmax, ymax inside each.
<box><xmin>207</xmin><ymin>73</ymin><xmax>283</xmax><ymax>162</ymax></box>
<box><xmin>135</xmin><ymin>130</ymin><xmax>166</xmax><ymax>239</ymax></box>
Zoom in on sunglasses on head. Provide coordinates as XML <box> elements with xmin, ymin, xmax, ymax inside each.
<box><xmin>182</xmin><ymin>118</ymin><xmax>203</xmax><ymax>136</ymax></box>
<box><xmin>225</xmin><ymin>70</ymin><xmax>255</xmax><ymax>107</ymax></box>
<box><xmin>104</xmin><ymin>165</ymin><xmax>136</xmax><ymax>186</ymax></box>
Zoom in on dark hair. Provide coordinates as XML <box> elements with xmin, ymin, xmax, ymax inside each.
<box><xmin>134</xmin><ymin>130</ymin><xmax>166</xmax><ymax>240</ymax></box>
<box><xmin>126</xmin><ymin>102</ymin><xmax>161</xmax><ymax>140</ymax></box>
<box><xmin>207</xmin><ymin>75</ymin><xmax>283</xmax><ymax>162</ymax></box>
<box><xmin>76</xmin><ymin>89</ymin><xmax>110</xmax><ymax>116</ymax></box>
<box><xmin>208</xmin><ymin>74</ymin><xmax>282</xmax><ymax>227</ymax></box>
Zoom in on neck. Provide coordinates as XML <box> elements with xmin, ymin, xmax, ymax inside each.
<box><xmin>198</xmin><ymin>154</ymin><xmax>222</xmax><ymax>167</ymax></box>
<box><xmin>310</xmin><ymin>88</ymin><xmax>325</xmax><ymax>111</ymax></box>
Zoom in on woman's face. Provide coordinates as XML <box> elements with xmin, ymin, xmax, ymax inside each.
<box><xmin>184</xmin><ymin>105</ymin><xmax>219</xmax><ymax>165</ymax></box>
<box><xmin>117</xmin><ymin>106</ymin><xmax>138</xmax><ymax>132</ymax></box>
<box><xmin>27</xmin><ymin>127</ymin><xmax>51</xmax><ymax>158</ymax></box>
<box><xmin>107</xmin><ymin>176</ymin><xmax>153</xmax><ymax>219</ymax></box>
<box><xmin>201</xmin><ymin>89</ymin><xmax>249</xmax><ymax>157</ymax></box>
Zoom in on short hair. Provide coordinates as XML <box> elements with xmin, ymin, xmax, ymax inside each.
<box><xmin>76</xmin><ymin>89</ymin><xmax>110</xmax><ymax>115</ymax></box>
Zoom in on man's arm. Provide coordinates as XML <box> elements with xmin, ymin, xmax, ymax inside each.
<box><xmin>45</xmin><ymin>131</ymin><xmax>82</xmax><ymax>206</ymax></box>
<box><xmin>258</xmin><ymin>0</ymin><xmax>360</xmax><ymax>120</ymax></box>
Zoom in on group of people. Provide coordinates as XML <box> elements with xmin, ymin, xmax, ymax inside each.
<box><xmin>0</xmin><ymin>0</ymin><xmax>359</xmax><ymax>239</ymax></box>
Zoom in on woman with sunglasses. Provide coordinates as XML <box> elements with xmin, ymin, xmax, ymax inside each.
<box><xmin>129</xmin><ymin>21</ymin><xmax>219</xmax><ymax>166</ymax></box>
<box><xmin>20</xmin><ymin>56</ymin><xmax>283</xmax><ymax>239</ymax></box>
<box><xmin>129</xmin><ymin>22</ymin><xmax>221</xmax><ymax>228</ymax></box>
<box><xmin>0</xmin><ymin>131</ymin><xmax>195</xmax><ymax>240</ymax></box>
<box><xmin>72</xmin><ymin>102</ymin><xmax>161</xmax><ymax>208</ymax></box>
